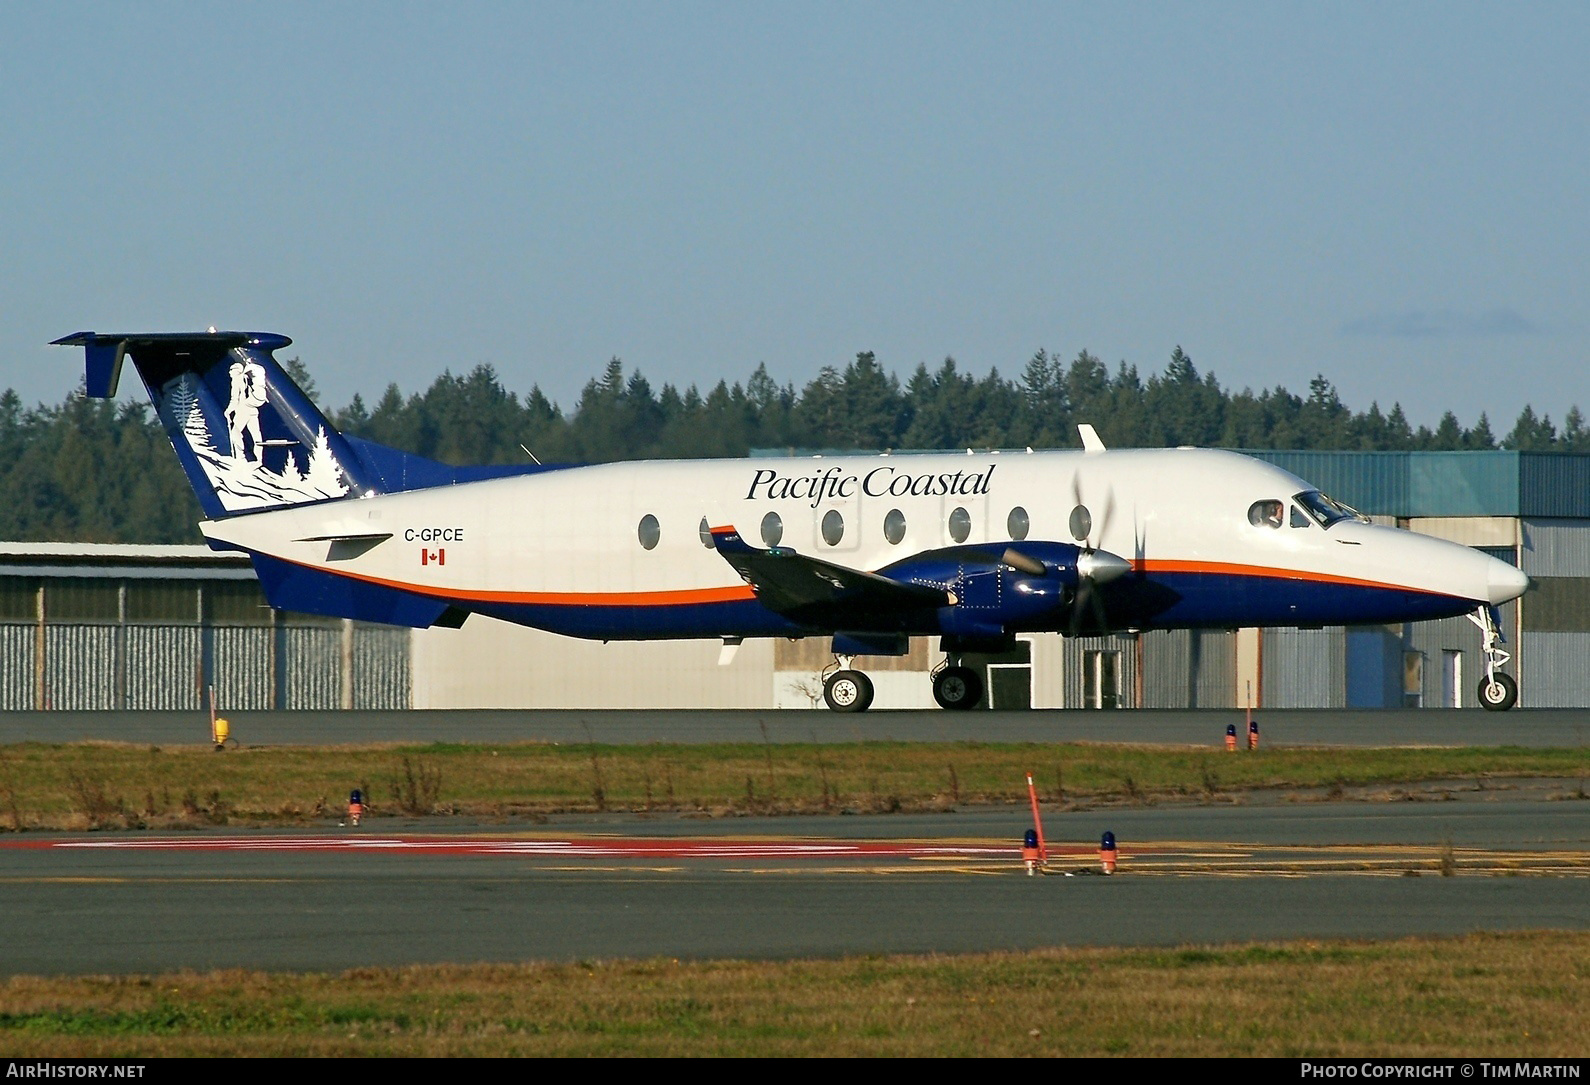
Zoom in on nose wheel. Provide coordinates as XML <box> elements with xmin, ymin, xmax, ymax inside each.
<box><xmin>1477</xmin><ymin>672</ymin><xmax>1518</xmax><ymax>712</ymax></box>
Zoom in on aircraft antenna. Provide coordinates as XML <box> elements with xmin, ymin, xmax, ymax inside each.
<box><xmin>518</xmin><ymin>443</ymin><xmax>542</xmax><ymax>465</ymax></box>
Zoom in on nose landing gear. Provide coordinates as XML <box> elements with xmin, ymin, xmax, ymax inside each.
<box><xmin>1467</xmin><ymin>605</ymin><xmax>1519</xmax><ymax>712</ymax></box>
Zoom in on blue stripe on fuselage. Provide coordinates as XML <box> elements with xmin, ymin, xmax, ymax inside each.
<box><xmin>454</xmin><ymin>569</ymin><xmax>1479</xmax><ymax>640</ymax></box>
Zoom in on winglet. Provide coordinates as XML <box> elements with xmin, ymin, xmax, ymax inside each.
<box><xmin>1078</xmin><ymin>424</ymin><xmax>1107</xmax><ymax>453</ymax></box>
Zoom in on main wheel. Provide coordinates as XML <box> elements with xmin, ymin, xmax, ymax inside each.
<box><xmin>932</xmin><ymin>666</ymin><xmax>983</xmax><ymax>711</ymax></box>
<box><xmin>824</xmin><ymin>669</ymin><xmax>874</xmax><ymax>712</ymax></box>
<box><xmin>1477</xmin><ymin>672</ymin><xmax>1518</xmax><ymax>712</ymax></box>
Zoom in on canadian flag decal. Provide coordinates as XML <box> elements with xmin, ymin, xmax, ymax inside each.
<box><xmin>421</xmin><ymin>548</ymin><xmax>446</xmax><ymax>566</ymax></box>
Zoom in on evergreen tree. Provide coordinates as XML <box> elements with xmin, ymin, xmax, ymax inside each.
<box><xmin>1503</xmin><ymin>406</ymin><xmax>1557</xmax><ymax>451</ymax></box>
<box><xmin>901</xmin><ymin>359</ymin><xmax>974</xmax><ymax>449</ymax></box>
<box><xmin>1562</xmin><ymin>407</ymin><xmax>1587</xmax><ymax>453</ymax></box>
<box><xmin>1015</xmin><ymin>349</ymin><xmax>1072</xmax><ymax>447</ymax></box>
<box><xmin>1467</xmin><ymin>413</ymin><xmax>1497</xmax><ymax>451</ymax></box>
<box><xmin>11</xmin><ymin>341</ymin><xmax>1590</xmax><ymax>543</ymax></box>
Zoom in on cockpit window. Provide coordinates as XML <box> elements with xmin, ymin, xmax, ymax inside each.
<box><xmin>1247</xmin><ymin>499</ymin><xmax>1283</xmax><ymax>529</ymax></box>
<box><xmin>1293</xmin><ymin>490</ymin><xmax>1364</xmax><ymax>529</ymax></box>
<box><xmin>1290</xmin><ymin>504</ymin><xmax>1311</xmax><ymax>529</ymax></box>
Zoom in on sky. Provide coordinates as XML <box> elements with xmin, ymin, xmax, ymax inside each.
<box><xmin>2</xmin><ymin>2</ymin><xmax>1586</xmax><ymax>432</ymax></box>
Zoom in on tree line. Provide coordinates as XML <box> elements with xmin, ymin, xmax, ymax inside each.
<box><xmin>2</xmin><ymin>346</ymin><xmax>1585</xmax><ymax>544</ymax></box>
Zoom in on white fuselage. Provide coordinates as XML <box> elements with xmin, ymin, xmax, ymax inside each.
<box><xmin>200</xmin><ymin>447</ymin><xmax>1527</xmax><ymax>639</ymax></box>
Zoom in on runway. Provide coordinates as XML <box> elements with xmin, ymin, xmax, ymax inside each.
<box><xmin>3</xmin><ymin>706</ymin><xmax>1589</xmax><ymax>747</ymax></box>
<box><xmin>2</xmin><ymin>796</ymin><xmax>1587</xmax><ymax>976</ymax></box>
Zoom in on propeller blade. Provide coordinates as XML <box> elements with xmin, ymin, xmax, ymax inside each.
<box><xmin>1094</xmin><ymin>487</ymin><xmax>1116</xmax><ymax>551</ymax></box>
<box><xmin>1068</xmin><ymin>579</ymin><xmax>1092</xmax><ymax>637</ymax></box>
<box><xmin>1088</xmin><ymin>574</ymin><xmax>1110</xmax><ymax>632</ymax></box>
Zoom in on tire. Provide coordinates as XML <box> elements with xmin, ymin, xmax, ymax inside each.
<box><xmin>1477</xmin><ymin>672</ymin><xmax>1518</xmax><ymax>712</ymax></box>
<box><xmin>824</xmin><ymin>669</ymin><xmax>874</xmax><ymax>712</ymax></box>
<box><xmin>932</xmin><ymin>666</ymin><xmax>984</xmax><ymax>711</ymax></box>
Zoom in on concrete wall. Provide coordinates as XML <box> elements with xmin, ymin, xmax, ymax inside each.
<box><xmin>412</xmin><ymin>617</ymin><xmax>775</xmax><ymax>709</ymax></box>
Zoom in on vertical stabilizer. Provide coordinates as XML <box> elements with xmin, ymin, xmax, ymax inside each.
<box><xmin>53</xmin><ymin>331</ymin><xmax>371</xmax><ymax>519</ymax></box>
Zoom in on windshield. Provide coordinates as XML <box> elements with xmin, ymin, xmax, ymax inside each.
<box><xmin>1293</xmin><ymin>490</ymin><xmax>1365</xmax><ymax>529</ymax></box>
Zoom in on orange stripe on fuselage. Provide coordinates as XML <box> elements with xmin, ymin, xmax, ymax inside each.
<box><xmin>270</xmin><ymin>553</ymin><xmax>757</xmax><ymax>607</ymax></box>
<box><xmin>1134</xmin><ymin>559</ymin><xmax>1445</xmax><ymax>595</ymax></box>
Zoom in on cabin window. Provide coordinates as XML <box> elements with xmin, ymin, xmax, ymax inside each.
<box><xmin>698</xmin><ymin>516</ymin><xmax>714</xmax><ymax>548</ymax></box>
<box><xmin>1294</xmin><ymin>490</ymin><xmax>1362</xmax><ymax>529</ymax></box>
<box><xmin>1248</xmin><ymin>500</ymin><xmax>1283</xmax><ymax>529</ymax></box>
<box><xmin>883</xmin><ymin>508</ymin><xmax>906</xmax><ymax>545</ymax></box>
<box><xmin>637</xmin><ymin>514</ymin><xmax>660</xmax><ymax>550</ymax></box>
<box><xmin>1007</xmin><ymin>506</ymin><xmax>1030</xmax><ymax>541</ymax></box>
<box><xmin>948</xmin><ymin>506</ymin><xmax>971</xmax><ymax>543</ymax></box>
<box><xmin>821</xmin><ymin>509</ymin><xmax>845</xmax><ymax>546</ymax></box>
<box><xmin>760</xmin><ymin>511</ymin><xmax>783</xmax><ymax>547</ymax></box>
<box><xmin>1068</xmin><ymin>505</ymin><xmax>1092</xmax><ymax>542</ymax></box>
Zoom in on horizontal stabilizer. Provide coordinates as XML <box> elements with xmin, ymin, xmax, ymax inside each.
<box><xmin>53</xmin><ymin>329</ymin><xmax>365</xmax><ymax>520</ymax></box>
<box><xmin>293</xmin><ymin>532</ymin><xmax>394</xmax><ymax>543</ymax></box>
<box><xmin>292</xmin><ymin>532</ymin><xmax>394</xmax><ymax>563</ymax></box>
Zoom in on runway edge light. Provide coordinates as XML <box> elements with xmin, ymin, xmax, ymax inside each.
<box><xmin>1022</xmin><ymin>829</ymin><xmax>1041</xmax><ymax>875</ymax></box>
<box><xmin>1100</xmin><ymin>831</ymin><xmax>1118</xmax><ymax>875</ymax></box>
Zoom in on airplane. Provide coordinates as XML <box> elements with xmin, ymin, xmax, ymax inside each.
<box><xmin>54</xmin><ymin>330</ymin><xmax>1533</xmax><ymax>712</ymax></box>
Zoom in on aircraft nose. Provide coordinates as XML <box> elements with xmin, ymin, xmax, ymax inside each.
<box><xmin>1486</xmin><ymin>558</ymin><xmax>1530</xmax><ymax>605</ymax></box>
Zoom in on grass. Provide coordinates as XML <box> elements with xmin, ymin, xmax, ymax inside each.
<box><xmin>3</xmin><ymin>740</ymin><xmax>1586</xmax><ymax>1056</ymax></box>
<box><xmin>0</xmin><ymin>932</ymin><xmax>1585</xmax><ymax>1056</ymax></box>
<box><xmin>0</xmin><ymin>740</ymin><xmax>1585</xmax><ymax>829</ymax></box>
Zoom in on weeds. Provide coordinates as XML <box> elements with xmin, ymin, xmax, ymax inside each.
<box><xmin>813</xmin><ymin>734</ymin><xmax>834</xmax><ymax>809</ymax></box>
<box><xmin>582</xmin><ymin>723</ymin><xmax>606</xmax><ymax>811</ymax></box>
<box><xmin>1200</xmin><ymin>760</ymin><xmax>1219</xmax><ymax>798</ymax></box>
<box><xmin>0</xmin><ymin>741</ymin><xmax>1581</xmax><ymax>828</ymax></box>
<box><xmin>0</xmin><ymin>755</ymin><xmax>22</xmax><ymax>830</ymax></box>
<box><xmin>391</xmin><ymin>757</ymin><xmax>442</xmax><ymax>816</ymax></box>
<box><xmin>758</xmin><ymin>720</ymin><xmax>776</xmax><ymax>801</ymax></box>
<box><xmin>64</xmin><ymin>772</ymin><xmax>130</xmax><ymax>829</ymax></box>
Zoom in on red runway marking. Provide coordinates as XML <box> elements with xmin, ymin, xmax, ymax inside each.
<box><xmin>10</xmin><ymin>835</ymin><xmax>1029</xmax><ymax>860</ymax></box>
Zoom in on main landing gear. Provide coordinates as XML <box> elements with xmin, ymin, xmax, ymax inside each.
<box><xmin>822</xmin><ymin>656</ymin><xmax>874</xmax><ymax>713</ymax></box>
<box><xmin>820</xmin><ymin>654</ymin><xmax>986</xmax><ymax>712</ymax></box>
<box><xmin>931</xmin><ymin>660</ymin><xmax>983</xmax><ymax>711</ymax></box>
<box><xmin>1467</xmin><ymin>605</ymin><xmax>1519</xmax><ymax>712</ymax></box>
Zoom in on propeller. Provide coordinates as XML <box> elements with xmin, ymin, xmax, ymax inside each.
<box><xmin>1068</xmin><ymin>471</ymin><xmax>1131</xmax><ymax>636</ymax></box>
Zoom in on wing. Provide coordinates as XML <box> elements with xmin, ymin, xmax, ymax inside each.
<box><xmin>709</xmin><ymin>525</ymin><xmax>951</xmax><ymax>621</ymax></box>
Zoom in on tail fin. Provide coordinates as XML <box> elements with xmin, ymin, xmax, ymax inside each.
<box><xmin>53</xmin><ymin>331</ymin><xmax>372</xmax><ymax>518</ymax></box>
